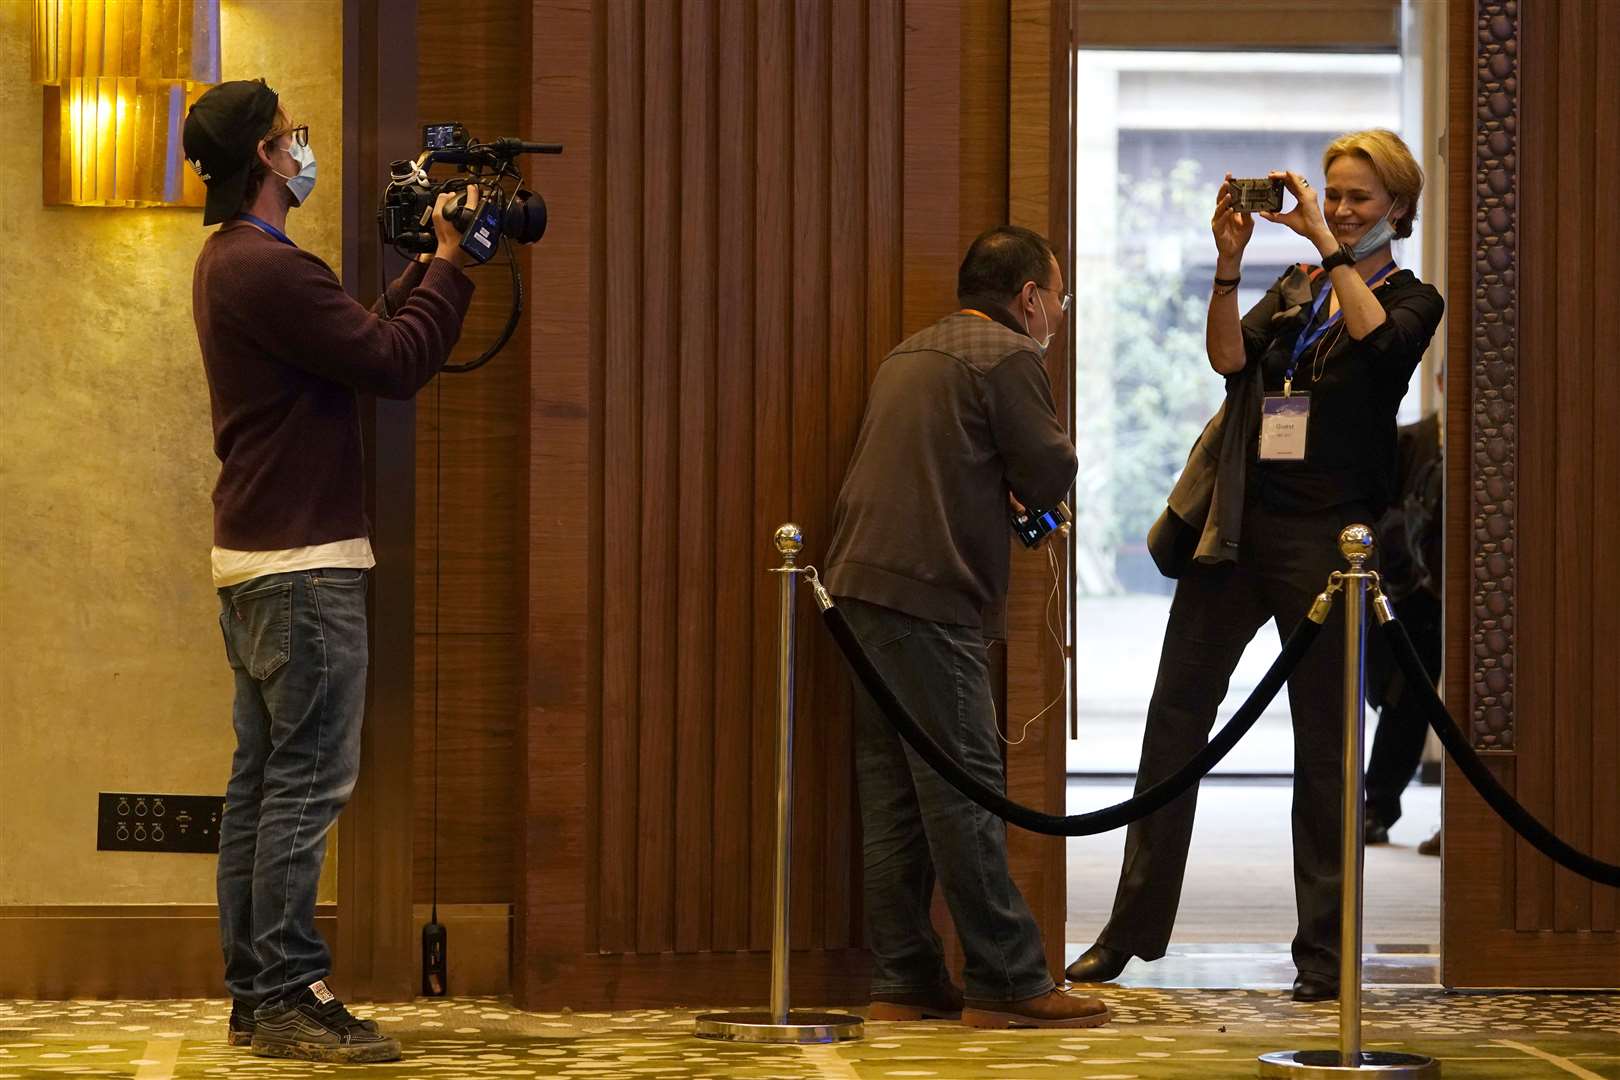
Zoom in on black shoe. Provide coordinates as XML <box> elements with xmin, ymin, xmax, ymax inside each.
<box><xmin>1364</xmin><ymin>817</ymin><xmax>1391</xmax><ymax>845</ymax></box>
<box><xmin>1064</xmin><ymin>943</ymin><xmax>1131</xmax><ymax>984</ymax></box>
<box><xmin>249</xmin><ymin>980</ymin><xmax>400</xmax><ymax>1063</ymax></box>
<box><xmin>1418</xmin><ymin>829</ymin><xmax>1441</xmax><ymax>856</ymax></box>
<box><xmin>227</xmin><ymin>1000</ymin><xmax>256</xmax><ymax>1047</ymax></box>
<box><xmin>1292</xmin><ymin>972</ymin><xmax>1339</xmax><ymax>1002</ymax></box>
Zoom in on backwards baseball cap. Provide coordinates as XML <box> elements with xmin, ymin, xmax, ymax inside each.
<box><xmin>183</xmin><ymin>79</ymin><xmax>281</xmax><ymax>226</ymax></box>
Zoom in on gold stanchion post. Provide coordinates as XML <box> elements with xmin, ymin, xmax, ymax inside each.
<box><xmin>1258</xmin><ymin>525</ymin><xmax>1437</xmax><ymax>1078</ymax></box>
<box><xmin>694</xmin><ymin>525</ymin><xmax>864</xmax><ymax>1044</ymax></box>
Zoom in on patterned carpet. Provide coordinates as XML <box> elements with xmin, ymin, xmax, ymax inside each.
<box><xmin>2</xmin><ymin>990</ymin><xmax>1617</xmax><ymax>1079</ymax></box>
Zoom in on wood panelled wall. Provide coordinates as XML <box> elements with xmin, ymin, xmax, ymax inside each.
<box><xmin>1442</xmin><ymin>0</ymin><xmax>1620</xmax><ymax>986</ymax></box>
<box><xmin>586</xmin><ymin>0</ymin><xmax>891</xmax><ymax>959</ymax></box>
<box><xmin>521</xmin><ymin>0</ymin><xmax>1072</xmax><ymax>1008</ymax></box>
<box><xmin>411</xmin><ymin>0</ymin><xmax>529</xmax><ymax>916</ymax></box>
<box><xmin>1513</xmin><ymin>0</ymin><xmax>1619</xmax><ymax>947</ymax></box>
<box><xmin>1072</xmin><ymin>0</ymin><xmax>1398</xmax><ymax>50</ymax></box>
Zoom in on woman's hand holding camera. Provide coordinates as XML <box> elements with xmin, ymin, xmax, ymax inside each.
<box><xmin>1212</xmin><ymin>174</ymin><xmax>1255</xmax><ymax>274</ymax></box>
<box><xmin>1259</xmin><ymin>170</ymin><xmax>1338</xmax><ymax>258</ymax></box>
<box><xmin>1206</xmin><ymin>175</ymin><xmax>1254</xmax><ymax>375</ymax></box>
<box><xmin>432</xmin><ymin>187</ymin><xmax>480</xmax><ymax>268</ymax></box>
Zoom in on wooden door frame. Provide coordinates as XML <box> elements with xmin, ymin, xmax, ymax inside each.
<box><xmin>339</xmin><ymin>0</ymin><xmax>421</xmax><ymax>1004</ymax></box>
<box><xmin>1442</xmin><ymin>0</ymin><xmax>1620</xmax><ymax>988</ymax></box>
<box><xmin>1007</xmin><ymin>0</ymin><xmax>1075</xmax><ymax>972</ymax></box>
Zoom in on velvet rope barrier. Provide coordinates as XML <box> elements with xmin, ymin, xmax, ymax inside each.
<box><xmin>818</xmin><ymin>594</ymin><xmax>1324</xmax><ymax>838</ymax></box>
<box><xmin>1377</xmin><ymin>617</ymin><xmax>1620</xmax><ymax>887</ymax></box>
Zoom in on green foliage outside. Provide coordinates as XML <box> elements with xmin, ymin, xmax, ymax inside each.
<box><xmin>1075</xmin><ymin>160</ymin><xmax>1228</xmax><ymax>588</ymax></box>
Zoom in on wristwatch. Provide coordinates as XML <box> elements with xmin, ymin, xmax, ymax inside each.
<box><xmin>1320</xmin><ymin>243</ymin><xmax>1357</xmax><ymax>272</ymax></box>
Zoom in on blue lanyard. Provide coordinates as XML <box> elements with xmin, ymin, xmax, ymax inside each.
<box><xmin>1287</xmin><ymin>260</ymin><xmax>1397</xmax><ymax>373</ymax></box>
<box><xmin>235</xmin><ymin>213</ymin><xmax>295</xmax><ymax>248</ymax></box>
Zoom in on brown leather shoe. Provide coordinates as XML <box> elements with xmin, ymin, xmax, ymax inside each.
<box><xmin>868</xmin><ymin>982</ymin><xmax>965</xmax><ymax>1021</ymax></box>
<box><xmin>960</xmin><ymin>986</ymin><xmax>1111</xmax><ymax>1029</ymax></box>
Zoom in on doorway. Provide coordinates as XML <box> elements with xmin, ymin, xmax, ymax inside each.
<box><xmin>1063</xmin><ymin>7</ymin><xmax>1447</xmax><ymax>987</ymax></box>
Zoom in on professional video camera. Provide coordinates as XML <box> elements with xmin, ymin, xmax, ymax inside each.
<box><xmin>378</xmin><ymin>122</ymin><xmax>562</xmax><ymax>371</ymax></box>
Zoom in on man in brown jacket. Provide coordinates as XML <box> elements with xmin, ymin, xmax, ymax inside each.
<box><xmin>826</xmin><ymin>226</ymin><xmax>1106</xmax><ymax>1028</ymax></box>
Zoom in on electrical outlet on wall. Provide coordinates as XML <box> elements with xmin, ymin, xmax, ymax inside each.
<box><xmin>97</xmin><ymin>792</ymin><xmax>226</xmax><ymax>853</ymax></box>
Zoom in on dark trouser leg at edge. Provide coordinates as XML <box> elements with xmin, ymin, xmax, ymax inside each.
<box><xmin>1364</xmin><ymin>591</ymin><xmax>1442</xmax><ymax>830</ymax></box>
<box><xmin>1275</xmin><ymin>585</ymin><xmax>1348</xmax><ymax>982</ymax></box>
<box><xmin>1254</xmin><ymin>503</ymin><xmax>1371</xmax><ymax>983</ymax></box>
<box><xmin>1096</xmin><ymin>560</ymin><xmax>1270</xmax><ymax>962</ymax></box>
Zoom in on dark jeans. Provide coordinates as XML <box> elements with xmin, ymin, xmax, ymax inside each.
<box><xmin>215</xmin><ymin>568</ymin><xmax>369</xmax><ymax>1011</ymax></box>
<box><xmin>842</xmin><ymin>596</ymin><xmax>1054</xmax><ymax>1003</ymax></box>
<box><xmin>1097</xmin><ymin>500</ymin><xmax>1371</xmax><ymax>980</ymax></box>
<box><xmin>1364</xmin><ymin>588</ymin><xmax>1442</xmax><ymax>828</ymax></box>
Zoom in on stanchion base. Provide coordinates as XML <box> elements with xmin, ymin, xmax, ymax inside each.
<box><xmin>1258</xmin><ymin>1050</ymin><xmax>1439</xmax><ymax>1077</ymax></box>
<box><xmin>693</xmin><ymin>1009</ymin><xmax>864</xmax><ymax>1044</ymax></box>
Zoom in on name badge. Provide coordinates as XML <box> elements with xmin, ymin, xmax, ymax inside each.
<box><xmin>1259</xmin><ymin>393</ymin><xmax>1310</xmax><ymax>461</ymax></box>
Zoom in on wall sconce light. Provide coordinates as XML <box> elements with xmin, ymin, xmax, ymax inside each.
<box><xmin>31</xmin><ymin>1</ymin><xmax>221</xmax><ymax>208</ymax></box>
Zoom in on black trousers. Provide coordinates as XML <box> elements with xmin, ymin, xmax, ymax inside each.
<box><xmin>1097</xmin><ymin>499</ymin><xmax>1372</xmax><ymax>979</ymax></box>
<box><xmin>1364</xmin><ymin>588</ymin><xmax>1443</xmax><ymax>828</ymax></box>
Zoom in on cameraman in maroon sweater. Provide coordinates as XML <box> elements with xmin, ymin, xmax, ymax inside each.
<box><xmin>184</xmin><ymin>80</ymin><xmax>474</xmax><ymax>1064</ymax></box>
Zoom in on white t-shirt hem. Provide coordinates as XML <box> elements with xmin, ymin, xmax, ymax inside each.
<box><xmin>211</xmin><ymin>537</ymin><xmax>377</xmax><ymax>589</ymax></box>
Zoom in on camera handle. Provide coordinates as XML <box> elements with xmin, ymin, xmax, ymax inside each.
<box><xmin>425</xmin><ymin>139</ymin><xmax>563</xmax><ymax>167</ymax></box>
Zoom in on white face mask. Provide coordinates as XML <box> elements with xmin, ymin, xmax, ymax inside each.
<box><xmin>272</xmin><ymin>139</ymin><xmax>317</xmax><ymax>206</ymax></box>
<box><xmin>1021</xmin><ymin>286</ymin><xmax>1055</xmax><ymax>351</ymax></box>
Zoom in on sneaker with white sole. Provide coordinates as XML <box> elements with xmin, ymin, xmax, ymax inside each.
<box><xmin>249</xmin><ymin>980</ymin><xmax>399</xmax><ymax>1063</ymax></box>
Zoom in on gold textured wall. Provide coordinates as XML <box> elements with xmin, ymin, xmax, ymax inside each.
<box><xmin>0</xmin><ymin>0</ymin><xmax>343</xmax><ymax>905</ymax></box>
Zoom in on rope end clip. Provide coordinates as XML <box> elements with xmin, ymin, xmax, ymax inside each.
<box><xmin>802</xmin><ymin>566</ymin><xmax>833</xmax><ymax>612</ymax></box>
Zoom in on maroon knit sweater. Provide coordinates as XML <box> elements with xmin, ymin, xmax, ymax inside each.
<box><xmin>193</xmin><ymin>221</ymin><xmax>474</xmax><ymax>550</ymax></box>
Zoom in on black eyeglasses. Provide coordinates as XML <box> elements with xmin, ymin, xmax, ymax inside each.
<box><xmin>267</xmin><ymin>126</ymin><xmax>308</xmax><ymax>150</ymax></box>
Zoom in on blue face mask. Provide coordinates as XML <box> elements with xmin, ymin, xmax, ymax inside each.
<box><xmin>1350</xmin><ymin>209</ymin><xmax>1397</xmax><ymax>259</ymax></box>
<box><xmin>274</xmin><ymin>139</ymin><xmax>317</xmax><ymax>206</ymax></box>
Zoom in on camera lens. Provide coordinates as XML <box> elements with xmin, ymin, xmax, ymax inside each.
<box><xmin>502</xmin><ymin>192</ymin><xmax>547</xmax><ymax>244</ymax></box>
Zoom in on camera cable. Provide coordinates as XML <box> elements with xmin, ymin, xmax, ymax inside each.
<box><xmin>420</xmin><ymin>374</ymin><xmax>449</xmax><ymax>996</ymax></box>
<box><xmin>443</xmin><ymin>233</ymin><xmax>523</xmax><ymax>374</ymax></box>
<box><xmin>993</xmin><ymin>537</ymin><xmax>1068</xmax><ymax>746</ymax></box>
<box><xmin>432</xmin><ymin>373</ymin><xmax>442</xmax><ymax>922</ymax></box>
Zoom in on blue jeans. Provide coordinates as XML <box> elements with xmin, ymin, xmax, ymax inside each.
<box><xmin>842</xmin><ymin>597</ymin><xmax>1055</xmax><ymax>1003</ymax></box>
<box><xmin>215</xmin><ymin>568</ymin><xmax>368</xmax><ymax>1010</ymax></box>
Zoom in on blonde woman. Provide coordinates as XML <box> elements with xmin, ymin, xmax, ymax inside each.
<box><xmin>1067</xmin><ymin>130</ymin><xmax>1443</xmax><ymax>1002</ymax></box>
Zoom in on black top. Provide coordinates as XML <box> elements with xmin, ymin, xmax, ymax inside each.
<box><xmin>825</xmin><ymin>306</ymin><xmax>1077</xmax><ymax>637</ymax></box>
<box><xmin>1237</xmin><ymin>264</ymin><xmax>1443</xmax><ymax>517</ymax></box>
<box><xmin>1378</xmin><ymin>411</ymin><xmax>1444</xmax><ymax>601</ymax></box>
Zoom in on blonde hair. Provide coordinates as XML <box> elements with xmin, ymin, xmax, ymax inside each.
<box><xmin>1322</xmin><ymin>128</ymin><xmax>1423</xmax><ymax>239</ymax></box>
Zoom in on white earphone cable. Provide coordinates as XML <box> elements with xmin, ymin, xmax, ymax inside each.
<box><xmin>994</xmin><ymin>537</ymin><xmax>1068</xmax><ymax>746</ymax></box>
